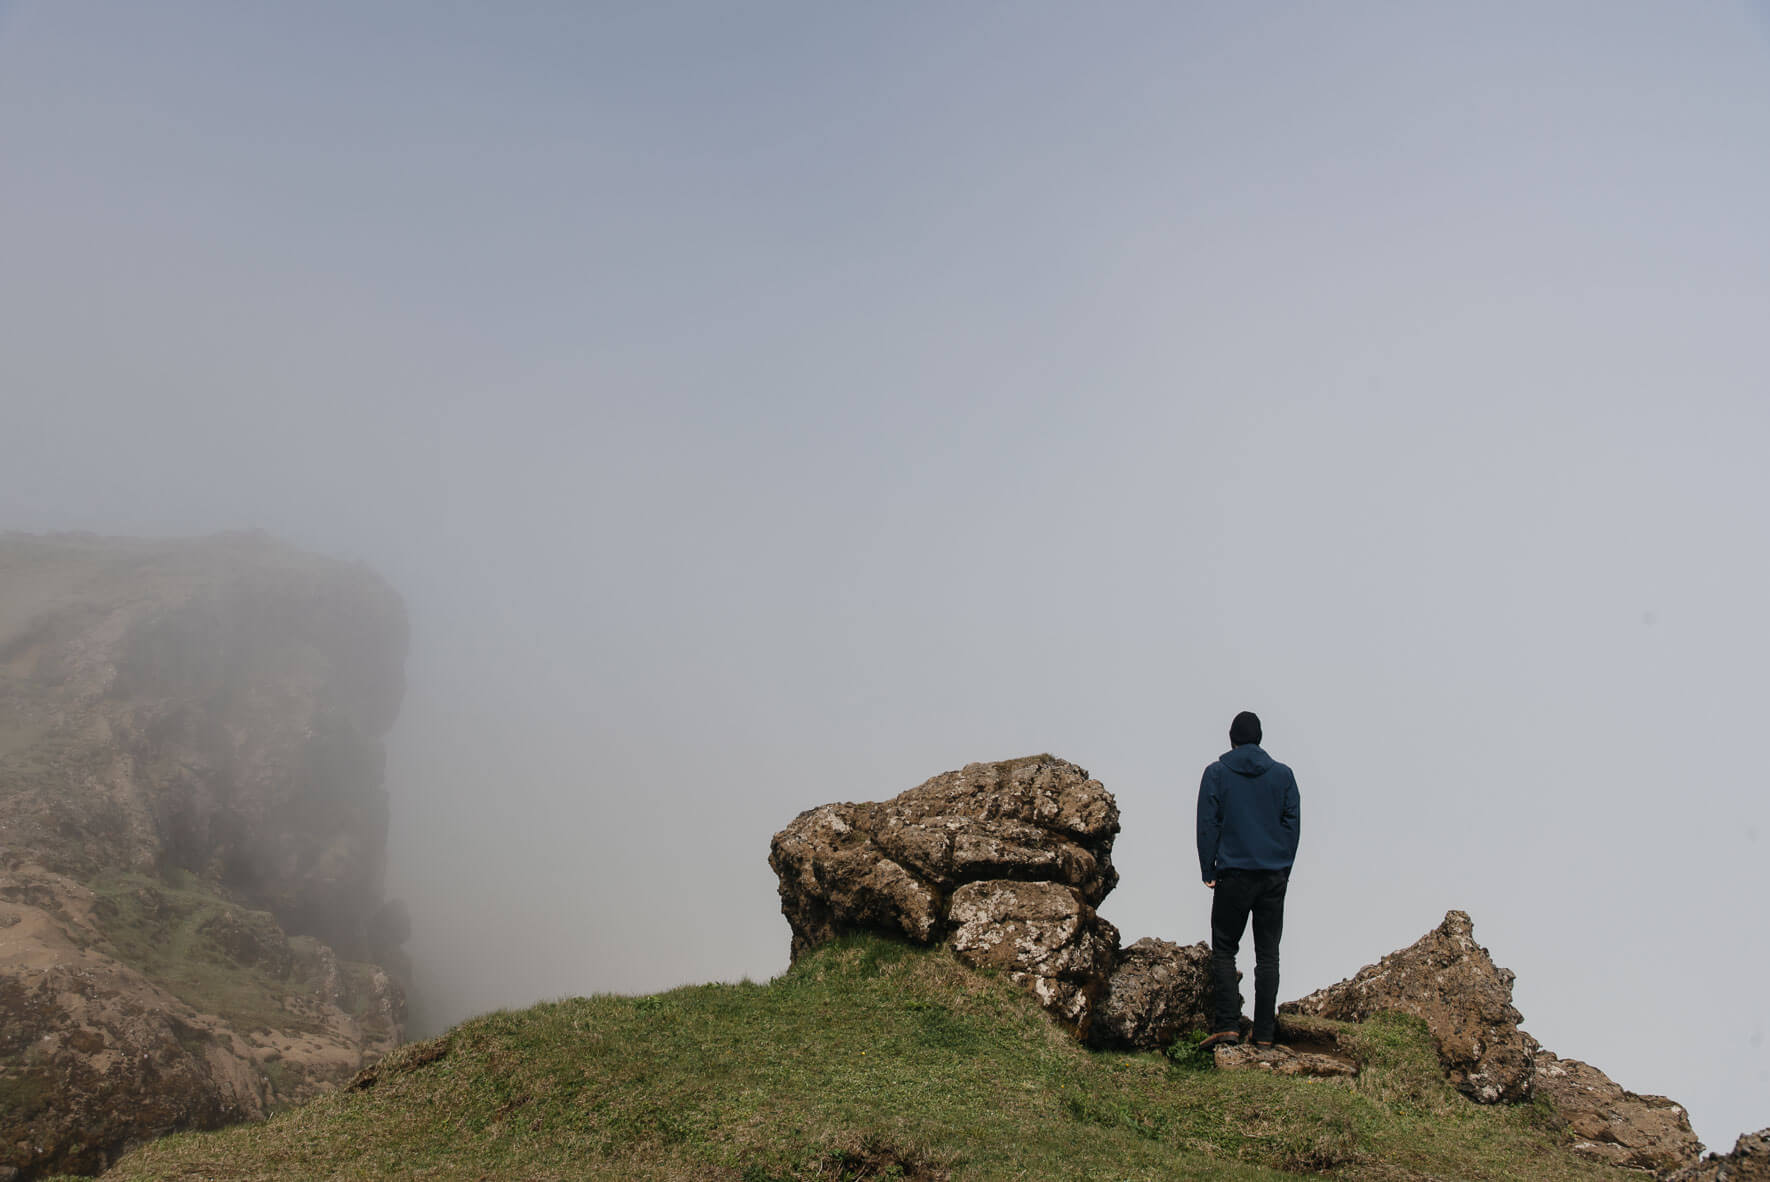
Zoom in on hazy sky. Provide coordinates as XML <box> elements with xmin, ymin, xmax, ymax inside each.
<box><xmin>4</xmin><ymin>0</ymin><xmax>1769</xmax><ymax>1152</ymax></box>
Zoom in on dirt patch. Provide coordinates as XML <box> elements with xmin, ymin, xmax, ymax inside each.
<box><xmin>1277</xmin><ymin>1025</ymin><xmax>1359</xmax><ymax>1073</ymax></box>
<box><xmin>817</xmin><ymin>1135</ymin><xmax>951</xmax><ymax>1181</ymax></box>
<box><xmin>1214</xmin><ymin>1016</ymin><xmax>1360</xmax><ymax>1080</ymax></box>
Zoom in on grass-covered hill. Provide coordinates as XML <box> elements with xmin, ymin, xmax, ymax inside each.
<box><xmin>93</xmin><ymin>936</ymin><xmax>1644</xmax><ymax>1182</ymax></box>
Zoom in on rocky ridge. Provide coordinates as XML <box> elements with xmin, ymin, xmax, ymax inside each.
<box><xmin>1671</xmin><ymin>1128</ymin><xmax>1770</xmax><ymax>1181</ymax></box>
<box><xmin>0</xmin><ymin>533</ymin><xmax>411</xmax><ymax>1179</ymax></box>
<box><xmin>1281</xmin><ymin>909</ymin><xmax>1534</xmax><ymax>1103</ymax></box>
<box><xmin>770</xmin><ymin>756</ymin><xmax>1723</xmax><ymax>1178</ymax></box>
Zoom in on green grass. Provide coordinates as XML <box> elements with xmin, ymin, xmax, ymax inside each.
<box><xmin>97</xmin><ymin>936</ymin><xmax>1634</xmax><ymax>1182</ymax></box>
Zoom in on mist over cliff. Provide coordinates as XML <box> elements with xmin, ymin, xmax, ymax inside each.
<box><xmin>0</xmin><ymin>533</ymin><xmax>412</xmax><ymax>1178</ymax></box>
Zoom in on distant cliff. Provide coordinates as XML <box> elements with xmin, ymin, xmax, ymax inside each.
<box><xmin>0</xmin><ymin>532</ymin><xmax>412</xmax><ymax>1179</ymax></box>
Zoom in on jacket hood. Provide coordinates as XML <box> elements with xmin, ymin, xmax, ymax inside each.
<box><xmin>1220</xmin><ymin>745</ymin><xmax>1275</xmax><ymax>777</ymax></box>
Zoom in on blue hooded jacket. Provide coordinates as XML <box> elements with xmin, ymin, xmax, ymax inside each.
<box><xmin>1196</xmin><ymin>744</ymin><xmax>1301</xmax><ymax>883</ymax></box>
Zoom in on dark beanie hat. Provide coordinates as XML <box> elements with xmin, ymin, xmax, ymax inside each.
<box><xmin>1229</xmin><ymin>711</ymin><xmax>1263</xmax><ymax>747</ymax></box>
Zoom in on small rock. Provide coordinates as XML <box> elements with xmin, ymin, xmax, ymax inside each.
<box><xmin>1089</xmin><ymin>937</ymin><xmax>1215</xmax><ymax>1051</ymax></box>
<box><xmin>1215</xmin><ymin>1042</ymin><xmax>1356</xmax><ymax>1079</ymax></box>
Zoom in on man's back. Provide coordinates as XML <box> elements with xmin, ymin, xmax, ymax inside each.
<box><xmin>1196</xmin><ymin>744</ymin><xmax>1301</xmax><ymax>882</ymax></box>
<box><xmin>1195</xmin><ymin>711</ymin><xmax>1300</xmax><ymax>1050</ymax></box>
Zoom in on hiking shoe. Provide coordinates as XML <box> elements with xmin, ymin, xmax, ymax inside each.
<box><xmin>1199</xmin><ymin>1031</ymin><xmax>1240</xmax><ymax>1051</ymax></box>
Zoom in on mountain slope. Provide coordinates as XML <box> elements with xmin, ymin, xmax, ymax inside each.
<box><xmin>98</xmin><ymin>936</ymin><xmax>1643</xmax><ymax>1182</ymax></box>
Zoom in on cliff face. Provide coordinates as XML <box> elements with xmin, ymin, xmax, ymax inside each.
<box><xmin>0</xmin><ymin>533</ymin><xmax>411</xmax><ymax>1179</ymax></box>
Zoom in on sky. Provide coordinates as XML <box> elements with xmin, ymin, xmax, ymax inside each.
<box><xmin>4</xmin><ymin>0</ymin><xmax>1769</xmax><ymax>1152</ymax></box>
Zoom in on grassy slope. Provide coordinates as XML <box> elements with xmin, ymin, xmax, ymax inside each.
<box><xmin>98</xmin><ymin>937</ymin><xmax>1635</xmax><ymax>1182</ymax></box>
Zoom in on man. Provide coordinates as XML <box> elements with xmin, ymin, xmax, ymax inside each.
<box><xmin>1196</xmin><ymin>710</ymin><xmax>1301</xmax><ymax>1051</ymax></box>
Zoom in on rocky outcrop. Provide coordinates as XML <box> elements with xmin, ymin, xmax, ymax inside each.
<box><xmin>1670</xmin><ymin>1129</ymin><xmax>1770</xmax><ymax>1181</ymax></box>
<box><xmin>1528</xmin><ymin>1049</ymin><xmax>1702</xmax><ymax>1173</ymax></box>
<box><xmin>769</xmin><ymin>755</ymin><xmax>1122</xmax><ymax>1034</ymax></box>
<box><xmin>1274</xmin><ymin>909</ymin><xmax>1704</xmax><ymax>1173</ymax></box>
<box><xmin>772</xmin><ymin>759</ymin><xmax>1233</xmax><ymax>1048</ymax></box>
<box><xmin>0</xmin><ymin>533</ymin><xmax>410</xmax><ymax>1179</ymax></box>
<box><xmin>1280</xmin><ymin>910</ymin><xmax>1533</xmax><ymax>1103</ymax></box>
<box><xmin>1088</xmin><ymin>937</ymin><xmax>1214</xmax><ymax>1052</ymax></box>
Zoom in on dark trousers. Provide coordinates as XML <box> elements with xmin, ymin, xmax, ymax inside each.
<box><xmin>1210</xmin><ymin>868</ymin><xmax>1289</xmax><ymax>1042</ymax></box>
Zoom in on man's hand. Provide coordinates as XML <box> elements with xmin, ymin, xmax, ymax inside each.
<box><xmin>1205</xmin><ymin>881</ymin><xmax>1215</xmax><ymax>889</ymax></box>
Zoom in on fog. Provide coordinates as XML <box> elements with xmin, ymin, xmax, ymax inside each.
<box><xmin>4</xmin><ymin>0</ymin><xmax>1769</xmax><ymax>1152</ymax></box>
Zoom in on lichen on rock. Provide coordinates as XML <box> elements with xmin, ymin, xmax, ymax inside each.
<box><xmin>947</xmin><ymin>879</ymin><xmax>1119</xmax><ymax>1028</ymax></box>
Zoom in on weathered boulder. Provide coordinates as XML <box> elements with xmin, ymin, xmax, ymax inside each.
<box><xmin>1669</xmin><ymin>1128</ymin><xmax>1770</xmax><ymax>1181</ymax></box>
<box><xmin>769</xmin><ymin>755</ymin><xmax>1121</xmax><ymax>1033</ymax></box>
<box><xmin>769</xmin><ymin>803</ymin><xmax>943</xmax><ymax>957</ymax></box>
<box><xmin>0</xmin><ymin>533</ymin><xmax>410</xmax><ymax>1179</ymax></box>
<box><xmin>1280</xmin><ymin>910</ymin><xmax>1534</xmax><ymax>1102</ymax></box>
<box><xmin>1529</xmin><ymin>1049</ymin><xmax>1702</xmax><ymax>1173</ymax></box>
<box><xmin>947</xmin><ymin>880</ymin><xmax>1119</xmax><ymax>1028</ymax></box>
<box><xmin>1088</xmin><ymin>937</ymin><xmax>1215</xmax><ymax>1051</ymax></box>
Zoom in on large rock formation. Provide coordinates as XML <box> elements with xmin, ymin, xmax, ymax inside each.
<box><xmin>1281</xmin><ymin>910</ymin><xmax>1535</xmax><ymax>1103</ymax></box>
<box><xmin>770</xmin><ymin>757</ymin><xmax>1220</xmax><ymax>1046</ymax></box>
<box><xmin>1529</xmin><ymin>1049</ymin><xmax>1703</xmax><ymax>1172</ymax></box>
<box><xmin>770</xmin><ymin>756</ymin><xmax>1129</xmax><ymax>1035</ymax></box>
<box><xmin>0</xmin><ymin>532</ymin><xmax>410</xmax><ymax>1179</ymax></box>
